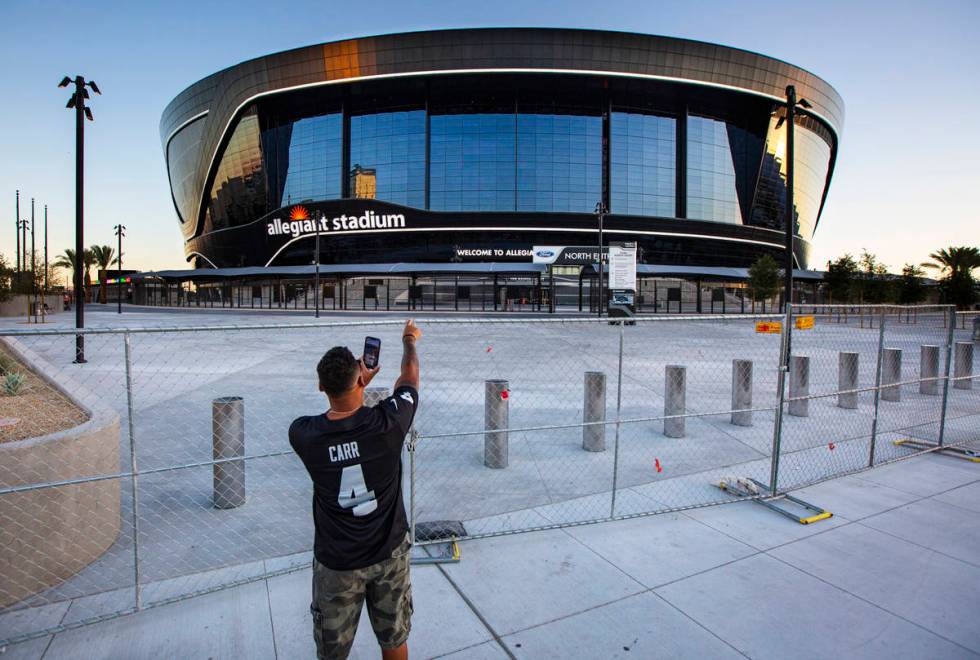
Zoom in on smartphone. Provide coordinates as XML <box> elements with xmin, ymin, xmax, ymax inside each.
<box><xmin>363</xmin><ymin>336</ymin><xmax>381</xmax><ymax>369</ymax></box>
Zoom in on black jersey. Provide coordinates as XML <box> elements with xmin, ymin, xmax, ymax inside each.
<box><xmin>289</xmin><ymin>385</ymin><xmax>418</xmax><ymax>570</ymax></box>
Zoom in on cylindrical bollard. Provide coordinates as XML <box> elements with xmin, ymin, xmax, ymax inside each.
<box><xmin>919</xmin><ymin>345</ymin><xmax>939</xmax><ymax>395</ymax></box>
<box><xmin>664</xmin><ymin>365</ymin><xmax>686</xmax><ymax>438</ymax></box>
<box><xmin>788</xmin><ymin>355</ymin><xmax>810</xmax><ymax>417</ymax></box>
<box><xmin>731</xmin><ymin>359</ymin><xmax>753</xmax><ymax>427</ymax></box>
<box><xmin>485</xmin><ymin>380</ymin><xmax>509</xmax><ymax>468</ymax></box>
<box><xmin>364</xmin><ymin>386</ymin><xmax>391</xmax><ymax>407</ymax></box>
<box><xmin>881</xmin><ymin>348</ymin><xmax>902</xmax><ymax>402</ymax></box>
<box><xmin>582</xmin><ymin>372</ymin><xmax>606</xmax><ymax>452</ymax></box>
<box><xmin>954</xmin><ymin>341</ymin><xmax>974</xmax><ymax>390</ymax></box>
<box><xmin>213</xmin><ymin>396</ymin><xmax>245</xmax><ymax>509</ymax></box>
<box><xmin>838</xmin><ymin>352</ymin><xmax>859</xmax><ymax>409</ymax></box>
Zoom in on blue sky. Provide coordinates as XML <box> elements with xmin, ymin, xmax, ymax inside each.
<box><xmin>1</xmin><ymin>0</ymin><xmax>977</xmax><ymax>276</ymax></box>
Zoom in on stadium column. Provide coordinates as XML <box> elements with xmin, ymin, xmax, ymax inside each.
<box><xmin>676</xmin><ymin>103</ymin><xmax>687</xmax><ymax>219</ymax></box>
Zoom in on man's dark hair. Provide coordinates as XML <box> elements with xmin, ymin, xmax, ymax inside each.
<box><xmin>317</xmin><ymin>346</ymin><xmax>359</xmax><ymax>397</ymax></box>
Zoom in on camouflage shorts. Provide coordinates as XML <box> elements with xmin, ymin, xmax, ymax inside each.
<box><xmin>310</xmin><ymin>537</ymin><xmax>413</xmax><ymax>659</ymax></box>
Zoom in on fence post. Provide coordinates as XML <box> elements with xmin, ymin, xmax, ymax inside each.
<box><xmin>768</xmin><ymin>304</ymin><xmax>793</xmax><ymax>495</ymax></box>
<box><xmin>838</xmin><ymin>352</ymin><xmax>859</xmax><ymax>409</ymax></box>
<box><xmin>937</xmin><ymin>307</ymin><xmax>957</xmax><ymax>446</ymax></box>
<box><xmin>484</xmin><ymin>380</ymin><xmax>509</xmax><ymax>468</ymax></box>
<box><xmin>919</xmin><ymin>345</ymin><xmax>939</xmax><ymax>395</ymax></box>
<box><xmin>582</xmin><ymin>371</ymin><xmax>606</xmax><ymax>452</ymax></box>
<box><xmin>664</xmin><ymin>365</ymin><xmax>686</xmax><ymax>438</ymax></box>
<box><xmin>731</xmin><ymin>359</ymin><xmax>753</xmax><ymax>426</ymax></box>
<box><xmin>881</xmin><ymin>348</ymin><xmax>902</xmax><ymax>402</ymax></box>
<box><xmin>954</xmin><ymin>341</ymin><xmax>974</xmax><ymax>390</ymax></box>
<box><xmin>868</xmin><ymin>308</ymin><xmax>887</xmax><ymax>466</ymax></box>
<box><xmin>788</xmin><ymin>355</ymin><xmax>810</xmax><ymax>417</ymax></box>
<box><xmin>610</xmin><ymin>321</ymin><xmax>625</xmax><ymax>517</ymax></box>
<box><xmin>123</xmin><ymin>333</ymin><xmax>142</xmax><ymax>611</ymax></box>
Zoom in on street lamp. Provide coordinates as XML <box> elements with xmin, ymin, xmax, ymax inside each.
<box><xmin>14</xmin><ymin>190</ymin><xmax>20</xmax><ymax>274</ymax></box>
<box><xmin>59</xmin><ymin>75</ymin><xmax>100</xmax><ymax>363</ymax></box>
<box><xmin>114</xmin><ymin>224</ymin><xmax>126</xmax><ymax>314</ymax></box>
<box><xmin>594</xmin><ymin>201</ymin><xmax>607</xmax><ymax>317</ymax></box>
<box><xmin>775</xmin><ymin>85</ymin><xmax>812</xmax><ymax>312</ymax></box>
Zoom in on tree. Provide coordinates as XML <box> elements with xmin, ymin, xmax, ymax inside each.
<box><xmin>824</xmin><ymin>254</ymin><xmax>858</xmax><ymax>303</ymax></box>
<box><xmin>896</xmin><ymin>264</ymin><xmax>926</xmax><ymax>305</ymax></box>
<box><xmin>53</xmin><ymin>248</ymin><xmax>96</xmax><ymax>301</ymax></box>
<box><xmin>857</xmin><ymin>249</ymin><xmax>892</xmax><ymax>304</ymax></box>
<box><xmin>747</xmin><ymin>254</ymin><xmax>780</xmax><ymax>312</ymax></box>
<box><xmin>0</xmin><ymin>253</ymin><xmax>12</xmax><ymax>302</ymax></box>
<box><xmin>922</xmin><ymin>246</ymin><xmax>980</xmax><ymax>310</ymax></box>
<box><xmin>90</xmin><ymin>245</ymin><xmax>119</xmax><ymax>304</ymax></box>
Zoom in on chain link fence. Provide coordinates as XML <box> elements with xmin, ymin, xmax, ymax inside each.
<box><xmin>1</xmin><ymin>305</ymin><xmax>977</xmax><ymax>645</ymax></box>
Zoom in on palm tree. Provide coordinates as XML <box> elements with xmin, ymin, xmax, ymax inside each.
<box><xmin>52</xmin><ymin>248</ymin><xmax>97</xmax><ymax>301</ymax></box>
<box><xmin>922</xmin><ymin>246</ymin><xmax>980</xmax><ymax>309</ymax></box>
<box><xmin>90</xmin><ymin>245</ymin><xmax>119</xmax><ymax>304</ymax></box>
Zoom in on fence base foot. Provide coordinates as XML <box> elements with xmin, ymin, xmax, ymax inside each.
<box><xmin>893</xmin><ymin>438</ymin><xmax>980</xmax><ymax>463</ymax></box>
<box><xmin>716</xmin><ymin>477</ymin><xmax>833</xmax><ymax>525</ymax></box>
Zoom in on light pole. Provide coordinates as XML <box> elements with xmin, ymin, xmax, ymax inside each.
<box><xmin>779</xmin><ymin>85</ymin><xmax>812</xmax><ymax>312</ymax></box>
<box><xmin>115</xmin><ymin>224</ymin><xmax>126</xmax><ymax>314</ymax></box>
<box><xmin>15</xmin><ymin>190</ymin><xmax>20</xmax><ymax>275</ymax></box>
<box><xmin>594</xmin><ymin>201</ymin><xmax>607</xmax><ymax>317</ymax></box>
<box><xmin>314</xmin><ymin>213</ymin><xmax>321</xmax><ymax>319</ymax></box>
<box><xmin>43</xmin><ymin>205</ymin><xmax>48</xmax><ymax>296</ymax></box>
<box><xmin>16</xmin><ymin>218</ymin><xmax>28</xmax><ymax>292</ymax></box>
<box><xmin>31</xmin><ymin>199</ymin><xmax>37</xmax><ymax>321</ymax></box>
<box><xmin>59</xmin><ymin>75</ymin><xmax>100</xmax><ymax>363</ymax></box>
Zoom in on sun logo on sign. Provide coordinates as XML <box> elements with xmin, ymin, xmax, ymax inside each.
<box><xmin>289</xmin><ymin>205</ymin><xmax>310</xmax><ymax>221</ymax></box>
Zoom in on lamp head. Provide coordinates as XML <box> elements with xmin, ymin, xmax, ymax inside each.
<box><xmin>58</xmin><ymin>76</ymin><xmax>71</xmax><ymax>88</ymax></box>
<box><xmin>87</xmin><ymin>80</ymin><xmax>101</xmax><ymax>95</ymax></box>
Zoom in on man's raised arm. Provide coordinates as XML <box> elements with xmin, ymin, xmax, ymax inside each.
<box><xmin>394</xmin><ymin>319</ymin><xmax>421</xmax><ymax>391</ymax></box>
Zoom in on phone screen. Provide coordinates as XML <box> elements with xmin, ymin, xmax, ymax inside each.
<box><xmin>363</xmin><ymin>336</ymin><xmax>381</xmax><ymax>369</ymax></box>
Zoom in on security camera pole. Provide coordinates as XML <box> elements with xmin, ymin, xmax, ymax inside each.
<box><xmin>59</xmin><ymin>75</ymin><xmax>100</xmax><ymax>363</ymax></box>
<box><xmin>115</xmin><ymin>224</ymin><xmax>126</xmax><ymax>313</ymax></box>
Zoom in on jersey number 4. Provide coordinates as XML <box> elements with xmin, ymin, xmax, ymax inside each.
<box><xmin>338</xmin><ymin>464</ymin><xmax>377</xmax><ymax>516</ymax></box>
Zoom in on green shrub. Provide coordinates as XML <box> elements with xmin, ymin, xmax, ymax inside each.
<box><xmin>0</xmin><ymin>352</ymin><xmax>15</xmax><ymax>376</ymax></box>
<box><xmin>3</xmin><ymin>372</ymin><xmax>26</xmax><ymax>395</ymax></box>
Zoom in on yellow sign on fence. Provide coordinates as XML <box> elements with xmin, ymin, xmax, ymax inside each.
<box><xmin>755</xmin><ymin>321</ymin><xmax>782</xmax><ymax>334</ymax></box>
<box><xmin>795</xmin><ymin>316</ymin><xmax>815</xmax><ymax>330</ymax></box>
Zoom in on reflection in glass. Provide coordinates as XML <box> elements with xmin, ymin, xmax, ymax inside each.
<box><xmin>166</xmin><ymin>116</ymin><xmax>205</xmax><ymax>224</ymax></box>
<box><xmin>204</xmin><ymin>110</ymin><xmax>267</xmax><ymax>231</ymax></box>
<box><xmin>430</xmin><ymin>114</ymin><xmax>516</xmax><ymax>211</ymax></box>
<box><xmin>750</xmin><ymin>114</ymin><xmax>831</xmax><ymax>240</ymax></box>
<box><xmin>517</xmin><ymin>114</ymin><xmax>602</xmax><ymax>212</ymax></box>
<box><xmin>687</xmin><ymin>116</ymin><xmax>741</xmax><ymax>224</ymax></box>
<box><xmin>610</xmin><ymin>112</ymin><xmax>676</xmax><ymax>217</ymax></box>
<box><xmin>279</xmin><ymin>113</ymin><xmax>343</xmax><ymax>206</ymax></box>
<box><xmin>350</xmin><ymin>111</ymin><xmax>425</xmax><ymax>207</ymax></box>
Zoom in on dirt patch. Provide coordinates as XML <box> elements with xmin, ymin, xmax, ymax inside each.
<box><xmin>0</xmin><ymin>344</ymin><xmax>89</xmax><ymax>443</ymax></box>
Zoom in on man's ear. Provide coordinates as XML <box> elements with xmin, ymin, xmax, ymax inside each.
<box><xmin>318</xmin><ymin>382</ymin><xmax>324</xmax><ymax>392</ymax></box>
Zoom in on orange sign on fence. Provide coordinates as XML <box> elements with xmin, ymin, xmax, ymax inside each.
<box><xmin>755</xmin><ymin>321</ymin><xmax>782</xmax><ymax>334</ymax></box>
<box><xmin>795</xmin><ymin>316</ymin><xmax>815</xmax><ymax>330</ymax></box>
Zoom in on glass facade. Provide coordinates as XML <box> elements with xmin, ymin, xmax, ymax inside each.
<box><xmin>516</xmin><ymin>114</ymin><xmax>602</xmax><ymax>212</ymax></box>
<box><xmin>687</xmin><ymin>116</ymin><xmax>742</xmax><ymax>224</ymax></box>
<box><xmin>750</xmin><ymin>115</ymin><xmax>832</xmax><ymax>240</ymax></box>
<box><xmin>610</xmin><ymin>112</ymin><xmax>676</xmax><ymax>217</ymax></box>
<box><xmin>279</xmin><ymin>113</ymin><xmax>343</xmax><ymax>206</ymax></box>
<box><xmin>166</xmin><ymin>116</ymin><xmax>205</xmax><ymax>224</ymax></box>
<box><xmin>204</xmin><ymin>109</ymin><xmax>266</xmax><ymax>232</ymax></box>
<box><xmin>430</xmin><ymin>114</ymin><xmax>516</xmax><ymax>212</ymax></box>
<box><xmin>350</xmin><ymin>110</ymin><xmax>425</xmax><ymax>208</ymax></box>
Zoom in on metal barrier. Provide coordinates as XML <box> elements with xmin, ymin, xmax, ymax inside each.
<box><xmin>0</xmin><ymin>305</ymin><xmax>977</xmax><ymax>645</ymax></box>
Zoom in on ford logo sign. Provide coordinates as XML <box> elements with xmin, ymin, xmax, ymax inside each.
<box><xmin>536</xmin><ymin>250</ymin><xmax>555</xmax><ymax>258</ymax></box>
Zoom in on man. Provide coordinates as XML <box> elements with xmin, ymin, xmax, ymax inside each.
<box><xmin>290</xmin><ymin>319</ymin><xmax>422</xmax><ymax>660</ymax></box>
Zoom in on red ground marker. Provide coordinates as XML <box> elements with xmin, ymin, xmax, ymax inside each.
<box><xmin>655</xmin><ymin>458</ymin><xmax>662</xmax><ymax>473</ymax></box>
<box><xmin>500</xmin><ymin>390</ymin><xmax>509</xmax><ymax>400</ymax></box>
<box><xmin>828</xmin><ymin>442</ymin><xmax>836</xmax><ymax>450</ymax></box>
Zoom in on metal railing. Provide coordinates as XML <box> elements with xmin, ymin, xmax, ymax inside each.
<box><xmin>0</xmin><ymin>305</ymin><xmax>976</xmax><ymax>645</ymax></box>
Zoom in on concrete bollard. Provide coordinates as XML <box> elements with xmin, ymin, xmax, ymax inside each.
<box><xmin>731</xmin><ymin>360</ymin><xmax>753</xmax><ymax>427</ymax></box>
<box><xmin>364</xmin><ymin>387</ymin><xmax>391</xmax><ymax>407</ymax></box>
<box><xmin>484</xmin><ymin>380</ymin><xmax>509</xmax><ymax>468</ymax></box>
<box><xmin>664</xmin><ymin>365</ymin><xmax>686</xmax><ymax>438</ymax></box>
<box><xmin>212</xmin><ymin>396</ymin><xmax>245</xmax><ymax>509</ymax></box>
<box><xmin>582</xmin><ymin>372</ymin><xmax>606</xmax><ymax>452</ymax></box>
<box><xmin>838</xmin><ymin>352</ymin><xmax>859</xmax><ymax>409</ymax></box>
<box><xmin>919</xmin><ymin>345</ymin><xmax>939</xmax><ymax>395</ymax></box>
<box><xmin>788</xmin><ymin>355</ymin><xmax>810</xmax><ymax>417</ymax></box>
<box><xmin>881</xmin><ymin>348</ymin><xmax>902</xmax><ymax>401</ymax></box>
<box><xmin>954</xmin><ymin>341</ymin><xmax>974</xmax><ymax>390</ymax></box>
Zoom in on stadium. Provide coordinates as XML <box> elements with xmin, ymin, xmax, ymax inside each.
<box><xmin>150</xmin><ymin>28</ymin><xmax>843</xmax><ymax>311</ymax></box>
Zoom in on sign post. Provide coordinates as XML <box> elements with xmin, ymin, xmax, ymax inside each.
<box><xmin>607</xmin><ymin>242</ymin><xmax>637</xmax><ymax>320</ymax></box>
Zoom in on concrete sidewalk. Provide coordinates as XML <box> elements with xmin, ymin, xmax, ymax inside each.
<box><xmin>4</xmin><ymin>451</ymin><xmax>979</xmax><ymax>660</ymax></box>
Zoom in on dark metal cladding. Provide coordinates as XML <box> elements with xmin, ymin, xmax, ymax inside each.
<box><xmin>160</xmin><ymin>28</ymin><xmax>843</xmax><ymax>270</ymax></box>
